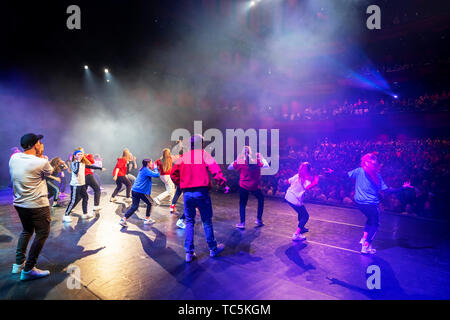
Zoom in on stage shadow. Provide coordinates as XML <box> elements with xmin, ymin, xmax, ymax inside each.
<box><xmin>274</xmin><ymin>242</ymin><xmax>316</xmax><ymax>278</ymax></box>
<box><xmin>326</xmin><ymin>255</ymin><xmax>438</xmax><ymax>299</ymax></box>
<box><xmin>4</xmin><ymin>216</ymin><xmax>104</xmax><ymax>300</ymax></box>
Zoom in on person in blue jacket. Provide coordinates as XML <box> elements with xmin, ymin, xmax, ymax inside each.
<box><xmin>119</xmin><ymin>158</ymin><xmax>159</xmax><ymax>227</ymax></box>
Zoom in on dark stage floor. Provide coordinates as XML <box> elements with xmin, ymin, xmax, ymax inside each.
<box><xmin>1</xmin><ymin>184</ymin><xmax>449</xmax><ymax>300</ymax></box>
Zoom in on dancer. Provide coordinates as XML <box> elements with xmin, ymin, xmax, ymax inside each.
<box><xmin>110</xmin><ymin>149</ymin><xmax>133</xmax><ymax>203</ymax></box>
<box><xmin>227</xmin><ymin>146</ymin><xmax>269</xmax><ymax>229</ymax></box>
<box><xmin>153</xmin><ymin>148</ymin><xmax>175</xmax><ymax>206</ymax></box>
<box><xmin>126</xmin><ymin>154</ymin><xmax>138</xmax><ymax>185</ymax></box>
<box><xmin>47</xmin><ymin>157</ymin><xmax>67</xmax><ymax>207</ymax></box>
<box><xmin>170</xmin><ymin>134</ymin><xmax>230</xmax><ymax>262</ymax></box>
<box><xmin>119</xmin><ymin>159</ymin><xmax>160</xmax><ymax>227</ymax></box>
<box><xmin>9</xmin><ymin>133</ymin><xmax>53</xmax><ymax>280</ymax></box>
<box><xmin>285</xmin><ymin>162</ymin><xmax>319</xmax><ymax>241</ymax></box>
<box><xmin>74</xmin><ymin>148</ymin><xmax>103</xmax><ymax>212</ymax></box>
<box><xmin>63</xmin><ymin>150</ymin><xmax>105</xmax><ymax>222</ymax></box>
<box><xmin>346</xmin><ymin>152</ymin><xmax>413</xmax><ymax>254</ymax></box>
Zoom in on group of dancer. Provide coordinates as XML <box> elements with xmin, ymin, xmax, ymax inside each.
<box><xmin>8</xmin><ymin>132</ymin><xmax>413</xmax><ymax>280</ymax></box>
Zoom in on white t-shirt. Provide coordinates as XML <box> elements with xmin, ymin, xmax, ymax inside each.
<box><xmin>9</xmin><ymin>153</ymin><xmax>53</xmax><ymax>208</ymax></box>
<box><xmin>284</xmin><ymin>174</ymin><xmax>311</xmax><ymax>207</ymax></box>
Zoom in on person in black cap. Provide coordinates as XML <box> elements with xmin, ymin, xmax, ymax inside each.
<box><xmin>9</xmin><ymin>133</ymin><xmax>53</xmax><ymax>281</ymax></box>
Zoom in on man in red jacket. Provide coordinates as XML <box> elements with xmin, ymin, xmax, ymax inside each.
<box><xmin>171</xmin><ymin>134</ymin><xmax>230</xmax><ymax>262</ymax></box>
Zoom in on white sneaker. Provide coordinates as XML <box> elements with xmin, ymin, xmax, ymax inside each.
<box><xmin>361</xmin><ymin>243</ymin><xmax>376</xmax><ymax>254</ymax></box>
<box><xmin>144</xmin><ymin>218</ymin><xmax>155</xmax><ymax>225</ymax></box>
<box><xmin>93</xmin><ymin>206</ymin><xmax>103</xmax><ymax>211</ymax></box>
<box><xmin>210</xmin><ymin>243</ymin><xmax>225</xmax><ymax>257</ymax></box>
<box><xmin>20</xmin><ymin>267</ymin><xmax>50</xmax><ymax>281</ymax></box>
<box><xmin>292</xmin><ymin>233</ymin><xmax>306</xmax><ymax>241</ymax></box>
<box><xmin>360</xmin><ymin>237</ymin><xmax>366</xmax><ymax>245</ymax></box>
<box><xmin>185</xmin><ymin>252</ymin><xmax>196</xmax><ymax>263</ymax></box>
<box><xmin>81</xmin><ymin>212</ymin><xmax>94</xmax><ymax>219</ymax></box>
<box><xmin>110</xmin><ymin>197</ymin><xmax>118</xmax><ymax>202</ymax></box>
<box><xmin>176</xmin><ymin>219</ymin><xmax>186</xmax><ymax>229</ymax></box>
<box><xmin>255</xmin><ymin>219</ymin><xmax>264</xmax><ymax>227</ymax></box>
<box><xmin>63</xmin><ymin>215</ymin><xmax>72</xmax><ymax>223</ymax></box>
<box><xmin>154</xmin><ymin>198</ymin><xmax>161</xmax><ymax>206</ymax></box>
<box><xmin>236</xmin><ymin>222</ymin><xmax>245</xmax><ymax>229</ymax></box>
<box><xmin>12</xmin><ymin>262</ymin><xmax>25</xmax><ymax>274</ymax></box>
<box><xmin>119</xmin><ymin>218</ymin><xmax>127</xmax><ymax>227</ymax></box>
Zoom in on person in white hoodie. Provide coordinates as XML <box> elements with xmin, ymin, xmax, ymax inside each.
<box><xmin>284</xmin><ymin>162</ymin><xmax>319</xmax><ymax>241</ymax></box>
<box><xmin>63</xmin><ymin>150</ymin><xmax>105</xmax><ymax>223</ymax></box>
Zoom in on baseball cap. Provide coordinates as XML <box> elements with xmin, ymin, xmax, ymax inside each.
<box><xmin>20</xmin><ymin>133</ymin><xmax>44</xmax><ymax>150</ymax></box>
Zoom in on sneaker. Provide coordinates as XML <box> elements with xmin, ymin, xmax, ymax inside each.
<box><xmin>210</xmin><ymin>243</ymin><xmax>225</xmax><ymax>257</ymax></box>
<box><xmin>144</xmin><ymin>218</ymin><xmax>155</xmax><ymax>225</ymax></box>
<box><xmin>62</xmin><ymin>215</ymin><xmax>72</xmax><ymax>223</ymax></box>
<box><xmin>20</xmin><ymin>267</ymin><xmax>50</xmax><ymax>281</ymax></box>
<box><xmin>176</xmin><ymin>219</ymin><xmax>186</xmax><ymax>229</ymax></box>
<box><xmin>93</xmin><ymin>206</ymin><xmax>103</xmax><ymax>211</ymax></box>
<box><xmin>359</xmin><ymin>237</ymin><xmax>367</xmax><ymax>245</ymax></box>
<box><xmin>81</xmin><ymin>212</ymin><xmax>94</xmax><ymax>219</ymax></box>
<box><xmin>185</xmin><ymin>252</ymin><xmax>196</xmax><ymax>263</ymax></box>
<box><xmin>110</xmin><ymin>197</ymin><xmax>118</xmax><ymax>202</ymax></box>
<box><xmin>292</xmin><ymin>233</ymin><xmax>306</xmax><ymax>241</ymax></box>
<box><xmin>170</xmin><ymin>204</ymin><xmax>176</xmax><ymax>214</ymax></box>
<box><xmin>254</xmin><ymin>219</ymin><xmax>264</xmax><ymax>227</ymax></box>
<box><xmin>300</xmin><ymin>227</ymin><xmax>309</xmax><ymax>234</ymax></box>
<box><xmin>12</xmin><ymin>262</ymin><xmax>25</xmax><ymax>274</ymax></box>
<box><xmin>361</xmin><ymin>243</ymin><xmax>376</xmax><ymax>254</ymax></box>
<box><xmin>236</xmin><ymin>222</ymin><xmax>245</xmax><ymax>229</ymax></box>
<box><xmin>154</xmin><ymin>198</ymin><xmax>161</xmax><ymax>206</ymax></box>
<box><xmin>119</xmin><ymin>218</ymin><xmax>127</xmax><ymax>227</ymax></box>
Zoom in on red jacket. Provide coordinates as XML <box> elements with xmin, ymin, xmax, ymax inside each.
<box><xmin>113</xmin><ymin>158</ymin><xmax>128</xmax><ymax>177</ymax></box>
<box><xmin>170</xmin><ymin>149</ymin><xmax>227</xmax><ymax>189</ymax></box>
<box><xmin>84</xmin><ymin>154</ymin><xmax>95</xmax><ymax>176</ymax></box>
<box><xmin>233</xmin><ymin>154</ymin><xmax>264</xmax><ymax>191</ymax></box>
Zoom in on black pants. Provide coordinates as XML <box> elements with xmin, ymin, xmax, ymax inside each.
<box><xmin>65</xmin><ymin>185</ymin><xmax>89</xmax><ymax>215</ymax></box>
<box><xmin>239</xmin><ymin>187</ymin><xmax>264</xmax><ymax>223</ymax></box>
<box><xmin>112</xmin><ymin>176</ymin><xmax>131</xmax><ymax>198</ymax></box>
<box><xmin>172</xmin><ymin>186</ymin><xmax>185</xmax><ymax>219</ymax></box>
<box><xmin>286</xmin><ymin>201</ymin><xmax>310</xmax><ymax>230</ymax></box>
<box><xmin>357</xmin><ymin>203</ymin><xmax>380</xmax><ymax>244</ymax></box>
<box><xmin>14</xmin><ymin>206</ymin><xmax>51</xmax><ymax>271</ymax></box>
<box><xmin>125</xmin><ymin>191</ymin><xmax>152</xmax><ymax>218</ymax></box>
<box><xmin>85</xmin><ymin>174</ymin><xmax>101</xmax><ymax>206</ymax></box>
<box><xmin>47</xmin><ymin>180</ymin><xmax>60</xmax><ymax>201</ymax></box>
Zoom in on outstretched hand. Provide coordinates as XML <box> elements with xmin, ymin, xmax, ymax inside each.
<box><xmin>402</xmin><ymin>181</ymin><xmax>414</xmax><ymax>188</ymax></box>
<box><xmin>102</xmin><ymin>168</ymin><xmax>107</xmax><ymax>171</ymax></box>
<box><xmin>224</xmin><ymin>186</ymin><xmax>230</xmax><ymax>194</ymax></box>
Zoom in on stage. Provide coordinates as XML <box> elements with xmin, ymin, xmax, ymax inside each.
<box><xmin>0</xmin><ymin>184</ymin><xmax>449</xmax><ymax>300</ymax></box>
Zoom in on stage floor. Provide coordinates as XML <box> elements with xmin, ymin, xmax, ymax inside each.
<box><xmin>0</xmin><ymin>184</ymin><xmax>449</xmax><ymax>300</ymax></box>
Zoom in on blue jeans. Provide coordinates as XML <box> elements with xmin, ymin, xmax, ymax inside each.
<box><xmin>183</xmin><ymin>187</ymin><xmax>217</xmax><ymax>253</ymax></box>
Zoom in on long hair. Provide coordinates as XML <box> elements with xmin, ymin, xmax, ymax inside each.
<box><xmin>141</xmin><ymin>158</ymin><xmax>152</xmax><ymax>171</ymax></box>
<box><xmin>242</xmin><ymin>146</ymin><xmax>258</xmax><ymax>169</ymax></box>
<box><xmin>72</xmin><ymin>147</ymin><xmax>90</xmax><ymax>164</ymax></box>
<box><xmin>361</xmin><ymin>152</ymin><xmax>381</xmax><ymax>185</ymax></box>
<box><xmin>122</xmin><ymin>148</ymin><xmax>132</xmax><ymax>161</ymax></box>
<box><xmin>160</xmin><ymin>148</ymin><xmax>173</xmax><ymax>173</ymax></box>
<box><xmin>50</xmin><ymin>157</ymin><xmax>62</xmax><ymax>174</ymax></box>
<box><xmin>298</xmin><ymin>162</ymin><xmax>312</xmax><ymax>185</ymax></box>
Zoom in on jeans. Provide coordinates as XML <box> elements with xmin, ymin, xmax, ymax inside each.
<box><xmin>65</xmin><ymin>185</ymin><xmax>89</xmax><ymax>215</ymax></box>
<box><xmin>112</xmin><ymin>176</ymin><xmax>132</xmax><ymax>198</ymax></box>
<box><xmin>14</xmin><ymin>206</ymin><xmax>51</xmax><ymax>271</ymax></box>
<box><xmin>125</xmin><ymin>191</ymin><xmax>153</xmax><ymax>218</ymax></box>
<box><xmin>286</xmin><ymin>201</ymin><xmax>309</xmax><ymax>230</ymax></box>
<box><xmin>239</xmin><ymin>187</ymin><xmax>264</xmax><ymax>223</ymax></box>
<box><xmin>172</xmin><ymin>185</ymin><xmax>185</xmax><ymax>219</ymax></box>
<box><xmin>85</xmin><ymin>174</ymin><xmax>101</xmax><ymax>206</ymax></box>
<box><xmin>357</xmin><ymin>203</ymin><xmax>380</xmax><ymax>244</ymax></box>
<box><xmin>47</xmin><ymin>180</ymin><xmax>60</xmax><ymax>201</ymax></box>
<box><xmin>183</xmin><ymin>187</ymin><xmax>217</xmax><ymax>253</ymax></box>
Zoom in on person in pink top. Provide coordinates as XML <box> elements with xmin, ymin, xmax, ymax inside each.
<box><xmin>170</xmin><ymin>134</ymin><xmax>230</xmax><ymax>262</ymax></box>
<box><xmin>228</xmin><ymin>146</ymin><xmax>269</xmax><ymax>229</ymax></box>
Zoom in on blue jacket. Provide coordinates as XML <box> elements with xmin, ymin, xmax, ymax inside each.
<box><xmin>132</xmin><ymin>167</ymin><xmax>160</xmax><ymax>195</ymax></box>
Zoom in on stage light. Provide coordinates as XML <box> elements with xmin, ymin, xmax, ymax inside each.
<box><xmin>393</xmin><ymin>95</ymin><xmax>398</xmax><ymax>99</ymax></box>
<box><xmin>84</xmin><ymin>65</ymin><xmax>89</xmax><ymax>70</ymax></box>
<box><xmin>250</xmin><ymin>1</ymin><xmax>256</xmax><ymax>7</ymax></box>
<box><xmin>104</xmin><ymin>68</ymin><xmax>109</xmax><ymax>73</ymax></box>
<box><xmin>106</xmin><ymin>79</ymin><xmax>110</xmax><ymax>83</ymax></box>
